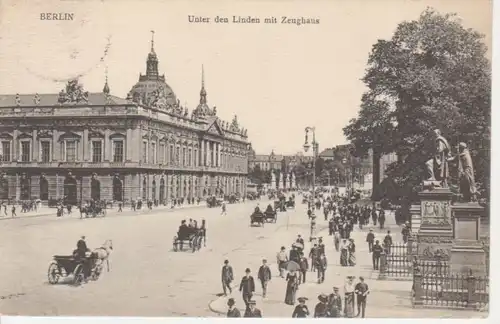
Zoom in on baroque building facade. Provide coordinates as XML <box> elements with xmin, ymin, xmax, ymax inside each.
<box><xmin>0</xmin><ymin>38</ymin><xmax>250</xmax><ymax>204</ymax></box>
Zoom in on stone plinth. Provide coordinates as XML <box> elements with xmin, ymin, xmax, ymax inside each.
<box><xmin>410</xmin><ymin>204</ymin><xmax>421</xmax><ymax>234</ymax></box>
<box><xmin>416</xmin><ymin>187</ymin><xmax>453</xmax><ymax>261</ymax></box>
<box><xmin>450</xmin><ymin>203</ymin><xmax>487</xmax><ymax>276</ymax></box>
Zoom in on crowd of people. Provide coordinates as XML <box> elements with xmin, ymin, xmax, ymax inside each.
<box><xmin>220</xmin><ymin>191</ymin><xmax>395</xmax><ymax>318</ymax></box>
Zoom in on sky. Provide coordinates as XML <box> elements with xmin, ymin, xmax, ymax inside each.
<box><xmin>0</xmin><ymin>0</ymin><xmax>492</xmax><ymax>155</ymax></box>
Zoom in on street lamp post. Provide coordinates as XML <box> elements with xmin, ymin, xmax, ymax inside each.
<box><xmin>303</xmin><ymin>127</ymin><xmax>319</xmax><ymax>208</ymax></box>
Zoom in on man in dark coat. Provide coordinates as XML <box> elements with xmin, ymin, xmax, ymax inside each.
<box><xmin>257</xmin><ymin>259</ymin><xmax>272</xmax><ymax>298</ymax></box>
<box><xmin>221</xmin><ymin>259</ymin><xmax>234</xmax><ymax>296</ymax></box>
<box><xmin>372</xmin><ymin>240</ymin><xmax>383</xmax><ymax>270</ymax></box>
<box><xmin>378</xmin><ymin>209</ymin><xmax>386</xmax><ymax>229</ymax></box>
<box><xmin>316</xmin><ymin>254</ymin><xmax>327</xmax><ymax>284</ymax></box>
<box><xmin>299</xmin><ymin>256</ymin><xmax>309</xmax><ymax>284</ymax></box>
<box><xmin>296</xmin><ymin>234</ymin><xmax>305</xmax><ymax>246</ymax></box>
<box><xmin>239</xmin><ymin>268</ymin><xmax>255</xmax><ymax>309</ymax></box>
<box><xmin>383</xmin><ymin>230</ymin><xmax>393</xmax><ymax>254</ymax></box>
<box><xmin>244</xmin><ymin>300</ymin><xmax>262</xmax><ymax>317</ymax></box>
<box><xmin>366</xmin><ymin>229</ymin><xmax>375</xmax><ymax>252</ymax></box>
<box><xmin>328</xmin><ymin>287</ymin><xmax>343</xmax><ymax>317</ymax></box>
<box><xmin>226</xmin><ymin>298</ymin><xmax>241</xmax><ymax>317</ymax></box>
<box><xmin>355</xmin><ymin>276</ymin><xmax>369</xmax><ymax>318</ymax></box>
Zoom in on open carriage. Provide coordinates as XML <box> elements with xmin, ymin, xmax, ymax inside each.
<box><xmin>47</xmin><ymin>254</ymin><xmax>102</xmax><ymax>285</ymax></box>
<box><xmin>173</xmin><ymin>226</ymin><xmax>206</xmax><ymax>252</ymax></box>
<box><xmin>285</xmin><ymin>197</ymin><xmax>295</xmax><ymax>209</ymax></box>
<box><xmin>250</xmin><ymin>211</ymin><xmax>265</xmax><ymax>227</ymax></box>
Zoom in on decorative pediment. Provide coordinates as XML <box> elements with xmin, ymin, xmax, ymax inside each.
<box><xmin>0</xmin><ymin>132</ymin><xmax>13</xmax><ymax>139</ymax></box>
<box><xmin>37</xmin><ymin>130</ymin><xmax>53</xmax><ymax>139</ymax></box>
<box><xmin>206</xmin><ymin>120</ymin><xmax>224</xmax><ymax>136</ymax></box>
<box><xmin>59</xmin><ymin>131</ymin><xmax>81</xmax><ymax>141</ymax></box>
<box><xmin>18</xmin><ymin>132</ymin><xmax>33</xmax><ymax>139</ymax></box>
<box><xmin>110</xmin><ymin>133</ymin><xmax>125</xmax><ymax>139</ymax></box>
<box><xmin>89</xmin><ymin>130</ymin><xmax>104</xmax><ymax>139</ymax></box>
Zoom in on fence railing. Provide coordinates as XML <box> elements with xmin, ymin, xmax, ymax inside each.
<box><xmin>378</xmin><ymin>240</ymin><xmax>417</xmax><ymax>279</ymax></box>
<box><xmin>412</xmin><ymin>262</ymin><xmax>489</xmax><ymax>310</ymax></box>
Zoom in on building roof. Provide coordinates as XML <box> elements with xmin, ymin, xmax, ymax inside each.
<box><xmin>319</xmin><ymin>148</ymin><xmax>335</xmax><ymax>157</ymax></box>
<box><xmin>0</xmin><ymin>93</ymin><xmax>130</xmax><ymax>107</ymax></box>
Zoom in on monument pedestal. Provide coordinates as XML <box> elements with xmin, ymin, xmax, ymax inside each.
<box><xmin>416</xmin><ymin>188</ymin><xmax>453</xmax><ymax>261</ymax></box>
<box><xmin>450</xmin><ymin>203</ymin><xmax>486</xmax><ymax>276</ymax></box>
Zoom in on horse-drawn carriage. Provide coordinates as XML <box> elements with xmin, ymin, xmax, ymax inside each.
<box><xmin>250</xmin><ymin>211</ymin><xmax>265</xmax><ymax>227</ymax></box>
<box><xmin>47</xmin><ymin>254</ymin><xmax>101</xmax><ymax>285</ymax></box>
<box><xmin>80</xmin><ymin>202</ymin><xmax>106</xmax><ymax>218</ymax></box>
<box><xmin>286</xmin><ymin>197</ymin><xmax>295</xmax><ymax>209</ymax></box>
<box><xmin>206</xmin><ymin>196</ymin><xmax>223</xmax><ymax>208</ymax></box>
<box><xmin>173</xmin><ymin>225</ymin><xmax>206</xmax><ymax>252</ymax></box>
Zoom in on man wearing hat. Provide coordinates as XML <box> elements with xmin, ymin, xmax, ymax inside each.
<box><xmin>296</xmin><ymin>234</ymin><xmax>305</xmax><ymax>246</ymax></box>
<box><xmin>243</xmin><ymin>300</ymin><xmax>262</xmax><ymax>317</ymax></box>
<box><xmin>276</xmin><ymin>246</ymin><xmax>288</xmax><ymax>278</ymax></box>
<box><xmin>258</xmin><ymin>259</ymin><xmax>272</xmax><ymax>298</ymax></box>
<box><xmin>355</xmin><ymin>276</ymin><xmax>369</xmax><ymax>318</ymax></box>
<box><xmin>372</xmin><ymin>240</ymin><xmax>383</xmax><ymax>270</ymax></box>
<box><xmin>314</xmin><ymin>294</ymin><xmax>330</xmax><ymax>317</ymax></box>
<box><xmin>401</xmin><ymin>222</ymin><xmax>410</xmax><ymax>244</ymax></box>
<box><xmin>221</xmin><ymin>259</ymin><xmax>234</xmax><ymax>296</ymax></box>
<box><xmin>226</xmin><ymin>298</ymin><xmax>241</xmax><ymax>317</ymax></box>
<box><xmin>328</xmin><ymin>287</ymin><xmax>342</xmax><ymax>317</ymax></box>
<box><xmin>366</xmin><ymin>229</ymin><xmax>375</xmax><ymax>252</ymax></box>
<box><xmin>239</xmin><ymin>268</ymin><xmax>255</xmax><ymax>309</ymax></box>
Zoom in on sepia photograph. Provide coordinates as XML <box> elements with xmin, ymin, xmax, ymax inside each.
<box><xmin>0</xmin><ymin>0</ymin><xmax>492</xmax><ymax>319</ymax></box>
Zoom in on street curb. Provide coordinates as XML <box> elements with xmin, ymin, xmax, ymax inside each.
<box><xmin>207</xmin><ymin>224</ymin><xmax>330</xmax><ymax>316</ymax></box>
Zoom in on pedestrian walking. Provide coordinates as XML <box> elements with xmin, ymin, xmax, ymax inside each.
<box><xmin>328</xmin><ymin>287</ymin><xmax>343</xmax><ymax>317</ymax></box>
<box><xmin>299</xmin><ymin>256</ymin><xmax>308</xmax><ymax>284</ymax></box>
<box><xmin>284</xmin><ymin>270</ymin><xmax>299</xmax><ymax>305</ymax></box>
<box><xmin>384</xmin><ymin>230</ymin><xmax>393</xmax><ymax>254</ymax></box>
<box><xmin>309</xmin><ymin>244</ymin><xmax>318</xmax><ymax>272</ymax></box>
<box><xmin>226</xmin><ymin>298</ymin><xmax>241</xmax><ymax>317</ymax></box>
<box><xmin>344</xmin><ymin>276</ymin><xmax>356</xmax><ymax>318</ymax></box>
<box><xmin>366</xmin><ymin>229</ymin><xmax>375</xmax><ymax>252</ymax></box>
<box><xmin>221</xmin><ymin>202</ymin><xmax>227</xmax><ymax>216</ymax></box>
<box><xmin>355</xmin><ymin>276</ymin><xmax>369</xmax><ymax>318</ymax></box>
<box><xmin>348</xmin><ymin>239</ymin><xmax>356</xmax><ymax>266</ymax></box>
<box><xmin>372</xmin><ymin>240</ymin><xmax>383</xmax><ymax>270</ymax></box>
<box><xmin>340</xmin><ymin>239</ymin><xmax>349</xmax><ymax>267</ymax></box>
<box><xmin>239</xmin><ymin>268</ymin><xmax>255</xmax><ymax>309</ymax></box>
<box><xmin>257</xmin><ymin>259</ymin><xmax>271</xmax><ymax>298</ymax></box>
<box><xmin>11</xmin><ymin>205</ymin><xmax>16</xmax><ymax>218</ymax></box>
<box><xmin>314</xmin><ymin>294</ymin><xmax>330</xmax><ymax>317</ymax></box>
<box><xmin>378</xmin><ymin>209</ymin><xmax>386</xmax><ymax>229</ymax></box>
<box><xmin>118</xmin><ymin>202</ymin><xmax>122</xmax><ymax>212</ymax></box>
<box><xmin>221</xmin><ymin>259</ymin><xmax>234</xmax><ymax>296</ymax></box>
<box><xmin>243</xmin><ymin>300</ymin><xmax>262</xmax><ymax>317</ymax></box>
<box><xmin>316</xmin><ymin>253</ymin><xmax>327</xmax><ymax>284</ymax></box>
<box><xmin>402</xmin><ymin>223</ymin><xmax>410</xmax><ymax>244</ymax></box>
<box><xmin>276</xmin><ymin>246</ymin><xmax>288</xmax><ymax>278</ymax></box>
<box><xmin>371</xmin><ymin>208</ymin><xmax>378</xmax><ymax>226</ymax></box>
<box><xmin>292</xmin><ymin>297</ymin><xmax>310</xmax><ymax>318</ymax></box>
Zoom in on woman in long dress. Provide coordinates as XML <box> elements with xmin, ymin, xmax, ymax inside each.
<box><xmin>344</xmin><ymin>277</ymin><xmax>356</xmax><ymax>318</ymax></box>
<box><xmin>348</xmin><ymin>239</ymin><xmax>356</xmax><ymax>266</ymax></box>
<box><xmin>285</xmin><ymin>270</ymin><xmax>299</xmax><ymax>305</ymax></box>
<box><xmin>334</xmin><ymin>231</ymin><xmax>340</xmax><ymax>252</ymax></box>
<box><xmin>340</xmin><ymin>239</ymin><xmax>349</xmax><ymax>267</ymax></box>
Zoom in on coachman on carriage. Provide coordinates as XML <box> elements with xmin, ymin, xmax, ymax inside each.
<box><xmin>173</xmin><ymin>219</ymin><xmax>206</xmax><ymax>252</ymax></box>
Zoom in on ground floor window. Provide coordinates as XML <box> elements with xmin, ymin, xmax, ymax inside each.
<box><xmin>152</xmin><ymin>180</ymin><xmax>157</xmax><ymax>200</ymax></box>
<box><xmin>142</xmin><ymin>178</ymin><xmax>147</xmax><ymax>200</ymax></box>
<box><xmin>0</xmin><ymin>178</ymin><xmax>8</xmax><ymax>200</ymax></box>
<box><xmin>159</xmin><ymin>178</ymin><xmax>165</xmax><ymax>203</ymax></box>
<box><xmin>91</xmin><ymin>179</ymin><xmax>101</xmax><ymax>201</ymax></box>
<box><xmin>113</xmin><ymin>177</ymin><xmax>123</xmax><ymax>201</ymax></box>
<box><xmin>40</xmin><ymin>177</ymin><xmax>49</xmax><ymax>200</ymax></box>
<box><xmin>20</xmin><ymin>177</ymin><xmax>30</xmax><ymax>200</ymax></box>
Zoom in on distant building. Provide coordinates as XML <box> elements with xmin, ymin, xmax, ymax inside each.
<box><xmin>379</xmin><ymin>152</ymin><xmax>398</xmax><ymax>182</ymax></box>
<box><xmin>318</xmin><ymin>148</ymin><xmax>335</xmax><ymax>161</ymax></box>
<box><xmin>248</xmin><ymin>150</ymin><xmax>312</xmax><ymax>172</ymax></box>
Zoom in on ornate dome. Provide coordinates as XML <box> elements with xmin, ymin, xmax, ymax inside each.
<box><xmin>127</xmin><ymin>33</ymin><xmax>178</xmax><ymax>110</ymax></box>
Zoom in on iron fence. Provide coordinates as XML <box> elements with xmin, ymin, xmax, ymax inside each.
<box><xmin>413</xmin><ymin>262</ymin><xmax>489</xmax><ymax>310</ymax></box>
<box><xmin>379</xmin><ymin>241</ymin><xmax>417</xmax><ymax>279</ymax></box>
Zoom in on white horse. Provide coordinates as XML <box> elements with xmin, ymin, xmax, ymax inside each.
<box><xmin>92</xmin><ymin>240</ymin><xmax>113</xmax><ymax>272</ymax></box>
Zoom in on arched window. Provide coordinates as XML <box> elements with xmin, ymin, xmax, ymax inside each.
<box><xmin>0</xmin><ymin>176</ymin><xmax>9</xmax><ymax>200</ymax></box>
<box><xmin>39</xmin><ymin>177</ymin><xmax>49</xmax><ymax>200</ymax></box>
<box><xmin>20</xmin><ymin>176</ymin><xmax>31</xmax><ymax>200</ymax></box>
<box><xmin>151</xmin><ymin>179</ymin><xmax>157</xmax><ymax>201</ymax></box>
<box><xmin>159</xmin><ymin>178</ymin><xmax>165</xmax><ymax>203</ymax></box>
<box><xmin>112</xmin><ymin>176</ymin><xmax>123</xmax><ymax>201</ymax></box>
<box><xmin>142</xmin><ymin>178</ymin><xmax>147</xmax><ymax>200</ymax></box>
<box><xmin>64</xmin><ymin>176</ymin><xmax>77</xmax><ymax>205</ymax></box>
<box><xmin>91</xmin><ymin>178</ymin><xmax>101</xmax><ymax>201</ymax></box>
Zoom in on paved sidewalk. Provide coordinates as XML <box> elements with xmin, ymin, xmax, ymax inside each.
<box><xmin>208</xmin><ymin>213</ymin><xmax>484</xmax><ymax>318</ymax></box>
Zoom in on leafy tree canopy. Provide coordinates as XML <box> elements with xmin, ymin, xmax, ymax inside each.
<box><xmin>344</xmin><ymin>8</ymin><xmax>490</xmax><ymax>202</ymax></box>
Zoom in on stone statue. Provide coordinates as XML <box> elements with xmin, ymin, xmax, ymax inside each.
<box><xmin>271</xmin><ymin>171</ymin><xmax>276</xmax><ymax>183</ymax></box>
<box><xmin>213</xmin><ymin>106</ymin><xmax>217</xmax><ymax>115</ymax></box>
<box><xmin>425</xmin><ymin>129</ymin><xmax>451</xmax><ymax>187</ymax></box>
<box><xmin>448</xmin><ymin>142</ymin><xmax>477</xmax><ymax>202</ymax></box>
<box><xmin>15</xmin><ymin>94</ymin><xmax>21</xmax><ymax>106</ymax></box>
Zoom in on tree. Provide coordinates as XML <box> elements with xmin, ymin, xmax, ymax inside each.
<box><xmin>344</xmin><ymin>8</ymin><xmax>490</xmax><ymax>202</ymax></box>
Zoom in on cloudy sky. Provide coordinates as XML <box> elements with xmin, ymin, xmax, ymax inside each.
<box><xmin>0</xmin><ymin>0</ymin><xmax>492</xmax><ymax>155</ymax></box>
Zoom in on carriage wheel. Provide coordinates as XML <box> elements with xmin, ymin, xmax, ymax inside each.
<box><xmin>73</xmin><ymin>264</ymin><xmax>85</xmax><ymax>285</ymax></box>
<box><xmin>47</xmin><ymin>262</ymin><xmax>60</xmax><ymax>284</ymax></box>
<box><xmin>173</xmin><ymin>237</ymin><xmax>178</xmax><ymax>251</ymax></box>
<box><xmin>192</xmin><ymin>239</ymin><xmax>197</xmax><ymax>253</ymax></box>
